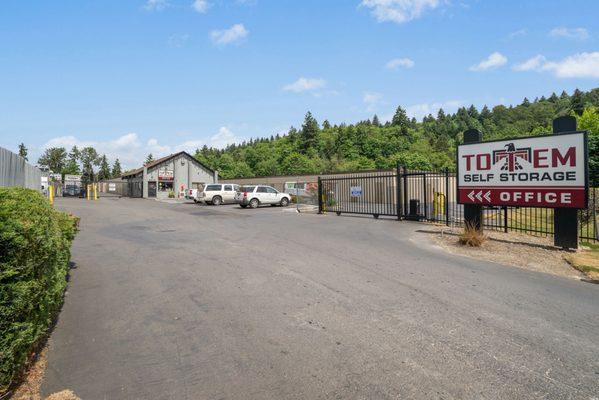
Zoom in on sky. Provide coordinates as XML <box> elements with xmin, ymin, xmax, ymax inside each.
<box><xmin>1</xmin><ymin>0</ymin><xmax>598</xmax><ymax>169</ymax></box>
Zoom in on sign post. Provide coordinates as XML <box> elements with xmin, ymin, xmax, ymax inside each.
<box><xmin>457</xmin><ymin>119</ymin><xmax>588</xmax><ymax>248</ymax></box>
<box><xmin>553</xmin><ymin>116</ymin><xmax>580</xmax><ymax>248</ymax></box>
<box><xmin>462</xmin><ymin>129</ymin><xmax>483</xmax><ymax>231</ymax></box>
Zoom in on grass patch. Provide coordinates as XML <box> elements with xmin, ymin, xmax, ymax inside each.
<box><xmin>564</xmin><ymin>246</ymin><xmax>599</xmax><ymax>280</ymax></box>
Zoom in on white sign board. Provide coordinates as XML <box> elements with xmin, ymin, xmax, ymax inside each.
<box><xmin>457</xmin><ymin>132</ymin><xmax>588</xmax><ymax>208</ymax></box>
<box><xmin>350</xmin><ymin>186</ymin><xmax>362</xmax><ymax>197</ymax></box>
<box><xmin>108</xmin><ymin>183</ymin><xmax>116</xmax><ymax>192</ymax></box>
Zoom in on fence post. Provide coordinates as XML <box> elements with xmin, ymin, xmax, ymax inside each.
<box><xmin>423</xmin><ymin>173</ymin><xmax>428</xmax><ymax>220</ymax></box>
<box><xmin>402</xmin><ymin>166</ymin><xmax>408</xmax><ymax>218</ymax></box>
<box><xmin>463</xmin><ymin>129</ymin><xmax>483</xmax><ymax>231</ymax></box>
<box><xmin>553</xmin><ymin>116</ymin><xmax>579</xmax><ymax>249</ymax></box>
<box><xmin>444</xmin><ymin>168</ymin><xmax>449</xmax><ymax>226</ymax></box>
<box><xmin>503</xmin><ymin>206</ymin><xmax>508</xmax><ymax>233</ymax></box>
<box><xmin>317</xmin><ymin>177</ymin><xmax>323</xmax><ymax>214</ymax></box>
<box><xmin>396</xmin><ymin>163</ymin><xmax>401</xmax><ymax>220</ymax></box>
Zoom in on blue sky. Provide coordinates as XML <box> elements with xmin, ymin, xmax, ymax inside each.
<box><xmin>1</xmin><ymin>0</ymin><xmax>598</xmax><ymax>168</ymax></box>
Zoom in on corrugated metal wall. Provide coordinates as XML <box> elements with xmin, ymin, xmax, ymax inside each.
<box><xmin>0</xmin><ymin>146</ymin><xmax>42</xmax><ymax>191</ymax></box>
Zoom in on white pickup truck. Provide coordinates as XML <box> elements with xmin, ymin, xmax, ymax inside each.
<box><xmin>185</xmin><ymin>188</ymin><xmax>200</xmax><ymax>202</ymax></box>
<box><xmin>234</xmin><ymin>185</ymin><xmax>291</xmax><ymax>208</ymax></box>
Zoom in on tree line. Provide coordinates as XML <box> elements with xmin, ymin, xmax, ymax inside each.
<box><xmin>32</xmin><ymin>145</ymin><xmax>122</xmax><ymax>184</ymax></box>
<box><xmin>193</xmin><ymin>88</ymin><xmax>599</xmax><ymax>185</ymax></box>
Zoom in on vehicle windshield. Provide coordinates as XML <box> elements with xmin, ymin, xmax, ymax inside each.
<box><xmin>239</xmin><ymin>186</ymin><xmax>255</xmax><ymax>193</ymax></box>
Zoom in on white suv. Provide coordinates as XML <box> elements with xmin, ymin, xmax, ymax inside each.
<box><xmin>234</xmin><ymin>185</ymin><xmax>291</xmax><ymax>208</ymax></box>
<box><xmin>198</xmin><ymin>183</ymin><xmax>240</xmax><ymax>205</ymax></box>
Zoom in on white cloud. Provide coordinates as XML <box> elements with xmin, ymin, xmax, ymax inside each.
<box><xmin>40</xmin><ymin>127</ymin><xmax>245</xmax><ymax>170</ymax></box>
<box><xmin>469</xmin><ymin>52</ymin><xmax>507</xmax><ymax>71</ymax></box>
<box><xmin>549</xmin><ymin>27</ymin><xmax>589</xmax><ymax>40</ymax></box>
<box><xmin>508</xmin><ymin>29</ymin><xmax>527</xmax><ymax>39</ymax></box>
<box><xmin>360</xmin><ymin>0</ymin><xmax>440</xmax><ymax>24</ymax></box>
<box><xmin>144</xmin><ymin>0</ymin><xmax>170</xmax><ymax>11</ymax></box>
<box><xmin>43</xmin><ymin>133</ymin><xmax>143</xmax><ymax>169</ymax></box>
<box><xmin>385</xmin><ymin>58</ymin><xmax>415</xmax><ymax>70</ymax></box>
<box><xmin>512</xmin><ymin>54</ymin><xmax>546</xmax><ymax>71</ymax></box>
<box><xmin>542</xmin><ymin>52</ymin><xmax>599</xmax><ymax>78</ymax></box>
<box><xmin>192</xmin><ymin>0</ymin><xmax>210</xmax><ymax>13</ymax></box>
<box><xmin>282</xmin><ymin>77</ymin><xmax>327</xmax><ymax>93</ymax></box>
<box><xmin>513</xmin><ymin>52</ymin><xmax>599</xmax><ymax>78</ymax></box>
<box><xmin>210</xmin><ymin>24</ymin><xmax>249</xmax><ymax>45</ymax></box>
<box><xmin>405</xmin><ymin>100</ymin><xmax>462</xmax><ymax>120</ymax></box>
<box><xmin>363</xmin><ymin>92</ymin><xmax>383</xmax><ymax>111</ymax></box>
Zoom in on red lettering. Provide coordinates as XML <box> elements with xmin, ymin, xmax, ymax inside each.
<box><xmin>533</xmin><ymin>148</ymin><xmax>549</xmax><ymax>168</ymax></box>
<box><xmin>476</xmin><ymin>154</ymin><xmax>491</xmax><ymax>170</ymax></box>
<box><xmin>463</xmin><ymin>154</ymin><xmax>475</xmax><ymax>171</ymax></box>
<box><xmin>552</xmin><ymin>147</ymin><xmax>576</xmax><ymax>167</ymax></box>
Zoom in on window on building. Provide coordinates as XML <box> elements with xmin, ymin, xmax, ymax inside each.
<box><xmin>158</xmin><ymin>182</ymin><xmax>173</xmax><ymax>192</ymax></box>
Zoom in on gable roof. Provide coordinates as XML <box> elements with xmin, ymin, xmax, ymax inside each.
<box><xmin>121</xmin><ymin>151</ymin><xmax>215</xmax><ymax>178</ymax></box>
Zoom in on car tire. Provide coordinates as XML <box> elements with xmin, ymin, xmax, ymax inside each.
<box><xmin>249</xmin><ymin>198</ymin><xmax>259</xmax><ymax>209</ymax></box>
<box><xmin>280</xmin><ymin>197</ymin><xmax>290</xmax><ymax>207</ymax></box>
<box><xmin>212</xmin><ymin>196</ymin><xmax>222</xmax><ymax>206</ymax></box>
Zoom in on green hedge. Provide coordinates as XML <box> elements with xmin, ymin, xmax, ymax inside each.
<box><xmin>0</xmin><ymin>187</ymin><xmax>77</xmax><ymax>394</ymax></box>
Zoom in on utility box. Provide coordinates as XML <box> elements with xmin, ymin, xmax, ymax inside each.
<box><xmin>406</xmin><ymin>199</ymin><xmax>421</xmax><ymax>221</ymax></box>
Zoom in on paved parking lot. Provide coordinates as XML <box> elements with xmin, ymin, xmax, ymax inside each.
<box><xmin>43</xmin><ymin>197</ymin><xmax>599</xmax><ymax>399</ymax></box>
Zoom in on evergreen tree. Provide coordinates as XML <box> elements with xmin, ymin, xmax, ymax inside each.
<box><xmin>391</xmin><ymin>106</ymin><xmax>409</xmax><ymax>127</ymax></box>
<box><xmin>18</xmin><ymin>143</ymin><xmax>28</xmax><ymax>161</ymax></box>
<box><xmin>570</xmin><ymin>88</ymin><xmax>584</xmax><ymax>116</ymax></box>
<box><xmin>111</xmin><ymin>158</ymin><xmax>122</xmax><ymax>178</ymax></box>
<box><xmin>145</xmin><ymin>153</ymin><xmax>154</xmax><ymax>165</ymax></box>
<box><xmin>38</xmin><ymin>147</ymin><xmax>67</xmax><ymax>173</ymax></box>
<box><xmin>372</xmin><ymin>115</ymin><xmax>381</xmax><ymax>127</ymax></box>
<box><xmin>322</xmin><ymin>119</ymin><xmax>332</xmax><ymax>130</ymax></box>
<box><xmin>63</xmin><ymin>146</ymin><xmax>81</xmax><ymax>175</ymax></box>
<box><xmin>80</xmin><ymin>147</ymin><xmax>99</xmax><ymax>185</ymax></box>
<box><xmin>98</xmin><ymin>155</ymin><xmax>111</xmax><ymax>181</ymax></box>
<box><xmin>549</xmin><ymin>92</ymin><xmax>559</xmax><ymax>102</ymax></box>
<box><xmin>299</xmin><ymin>112</ymin><xmax>319</xmax><ymax>153</ymax></box>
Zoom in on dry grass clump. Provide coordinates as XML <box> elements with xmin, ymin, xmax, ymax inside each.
<box><xmin>458</xmin><ymin>222</ymin><xmax>487</xmax><ymax>247</ymax></box>
<box><xmin>45</xmin><ymin>390</ymin><xmax>80</xmax><ymax>400</ymax></box>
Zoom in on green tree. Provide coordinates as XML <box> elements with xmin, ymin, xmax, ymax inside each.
<box><xmin>38</xmin><ymin>147</ymin><xmax>67</xmax><ymax>173</ymax></box>
<box><xmin>18</xmin><ymin>143</ymin><xmax>28</xmax><ymax>161</ymax></box>
<box><xmin>391</xmin><ymin>106</ymin><xmax>409</xmax><ymax>134</ymax></box>
<box><xmin>299</xmin><ymin>112</ymin><xmax>319</xmax><ymax>153</ymax></box>
<box><xmin>80</xmin><ymin>147</ymin><xmax>99</xmax><ymax>185</ymax></box>
<box><xmin>62</xmin><ymin>146</ymin><xmax>81</xmax><ymax>175</ymax></box>
<box><xmin>97</xmin><ymin>155</ymin><xmax>111</xmax><ymax>181</ymax></box>
<box><xmin>111</xmin><ymin>158</ymin><xmax>122</xmax><ymax>178</ymax></box>
<box><xmin>145</xmin><ymin>153</ymin><xmax>154</xmax><ymax>165</ymax></box>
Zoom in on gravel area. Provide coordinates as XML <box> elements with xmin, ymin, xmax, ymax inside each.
<box><xmin>422</xmin><ymin>224</ymin><xmax>585</xmax><ymax>280</ymax></box>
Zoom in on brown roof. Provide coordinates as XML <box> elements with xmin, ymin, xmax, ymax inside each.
<box><xmin>121</xmin><ymin>151</ymin><xmax>214</xmax><ymax>178</ymax></box>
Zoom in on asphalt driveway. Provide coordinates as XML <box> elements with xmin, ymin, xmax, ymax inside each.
<box><xmin>42</xmin><ymin>197</ymin><xmax>599</xmax><ymax>399</ymax></box>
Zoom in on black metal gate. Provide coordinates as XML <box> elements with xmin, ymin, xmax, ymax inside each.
<box><xmin>318</xmin><ymin>167</ymin><xmax>401</xmax><ymax>219</ymax></box>
<box><xmin>318</xmin><ymin>167</ymin><xmax>598</xmax><ymax>243</ymax></box>
<box><xmin>127</xmin><ymin>181</ymin><xmax>143</xmax><ymax>198</ymax></box>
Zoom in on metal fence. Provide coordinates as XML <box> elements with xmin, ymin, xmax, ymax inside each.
<box><xmin>0</xmin><ymin>146</ymin><xmax>42</xmax><ymax>191</ymax></box>
<box><xmin>97</xmin><ymin>180</ymin><xmax>143</xmax><ymax>198</ymax></box>
<box><xmin>319</xmin><ymin>167</ymin><xmax>598</xmax><ymax>243</ymax></box>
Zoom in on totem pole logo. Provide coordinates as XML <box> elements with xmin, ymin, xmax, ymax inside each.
<box><xmin>492</xmin><ymin>143</ymin><xmax>531</xmax><ymax>172</ymax></box>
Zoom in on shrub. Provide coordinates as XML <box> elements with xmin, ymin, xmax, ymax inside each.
<box><xmin>458</xmin><ymin>222</ymin><xmax>487</xmax><ymax>247</ymax></box>
<box><xmin>0</xmin><ymin>188</ymin><xmax>77</xmax><ymax>394</ymax></box>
